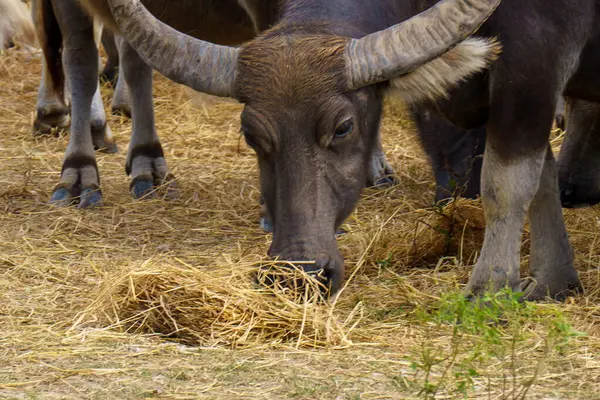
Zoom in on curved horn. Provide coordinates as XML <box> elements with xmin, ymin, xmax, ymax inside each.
<box><xmin>345</xmin><ymin>0</ymin><xmax>501</xmax><ymax>90</ymax></box>
<box><xmin>107</xmin><ymin>0</ymin><xmax>238</xmax><ymax>97</ymax></box>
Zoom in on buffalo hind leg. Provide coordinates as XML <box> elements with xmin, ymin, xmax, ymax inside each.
<box><xmin>100</xmin><ymin>29</ymin><xmax>119</xmax><ymax>85</ymax></box>
<box><xmin>90</xmin><ymin>78</ymin><xmax>117</xmax><ymax>153</ymax></box>
<box><xmin>525</xmin><ymin>146</ymin><xmax>582</xmax><ymax>300</ymax></box>
<box><xmin>34</xmin><ymin>61</ymin><xmax>70</xmax><ymax>135</ymax></box>
<box><xmin>119</xmin><ymin>40</ymin><xmax>177</xmax><ymax>199</ymax></box>
<box><xmin>32</xmin><ymin>0</ymin><xmax>70</xmax><ymax>135</ymax></box>
<box><xmin>49</xmin><ymin>1</ymin><xmax>101</xmax><ymax>207</ymax></box>
<box><xmin>111</xmin><ymin>34</ymin><xmax>131</xmax><ymax>117</ymax></box>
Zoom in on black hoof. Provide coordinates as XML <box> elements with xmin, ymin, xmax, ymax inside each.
<box><xmin>131</xmin><ymin>178</ymin><xmax>156</xmax><ymax>199</ymax></box>
<box><xmin>373</xmin><ymin>175</ymin><xmax>397</xmax><ymax>188</ymax></box>
<box><xmin>99</xmin><ymin>68</ymin><xmax>118</xmax><ymax>87</ymax></box>
<box><xmin>49</xmin><ymin>187</ymin><xmax>72</xmax><ymax>206</ymax></box>
<box><xmin>111</xmin><ymin>106</ymin><xmax>132</xmax><ymax>119</ymax></box>
<box><xmin>78</xmin><ymin>188</ymin><xmax>103</xmax><ymax>208</ymax></box>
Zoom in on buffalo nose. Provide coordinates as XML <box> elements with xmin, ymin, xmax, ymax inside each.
<box><xmin>258</xmin><ymin>254</ymin><xmax>344</xmax><ymax>297</ymax></box>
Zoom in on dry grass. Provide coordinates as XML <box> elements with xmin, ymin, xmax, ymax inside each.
<box><xmin>1</xmin><ymin>47</ymin><xmax>600</xmax><ymax>399</ymax></box>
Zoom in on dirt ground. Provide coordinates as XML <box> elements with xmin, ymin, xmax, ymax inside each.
<box><xmin>1</xmin><ymin>48</ymin><xmax>600</xmax><ymax>400</ymax></box>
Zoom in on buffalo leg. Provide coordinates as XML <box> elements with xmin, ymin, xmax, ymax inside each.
<box><xmin>49</xmin><ymin>0</ymin><xmax>102</xmax><ymax>207</ymax></box>
<box><xmin>554</xmin><ymin>96</ymin><xmax>566</xmax><ymax>131</ymax></box>
<box><xmin>100</xmin><ymin>29</ymin><xmax>119</xmax><ymax>85</ymax></box>
<box><xmin>31</xmin><ymin>0</ymin><xmax>69</xmax><ymax>135</ymax></box>
<box><xmin>34</xmin><ymin>60</ymin><xmax>71</xmax><ymax>135</ymax></box>
<box><xmin>111</xmin><ymin>34</ymin><xmax>131</xmax><ymax>117</ymax></box>
<box><xmin>466</xmin><ymin>74</ymin><xmax>580</xmax><ymax>297</ymax></box>
<box><xmin>90</xmin><ymin>78</ymin><xmax>117</xmax><ymax>153</ymax></box>
<box><xmin>466</xmin><ymin>140</ymin><xmax>546</xmax><ymax>295</ymax></box>
<box><xmin>411</xmin><ymin>107</ymin><xmax>485</xmax><ymax>202</ymax></box>
<box><xmin>525</xmin><ymin>146</ymin><xmax>581</xmax><ymax>299</ymax></box>
<box><xmin>119</xmin><ymin>40</ymin><xmax>176</xmax><ymax>199</ymax></box>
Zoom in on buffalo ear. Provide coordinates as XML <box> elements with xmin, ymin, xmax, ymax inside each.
<box><xmin>385</xmin><ymin>38</ymin><xmax>501</xmax><ymax>104</ymax></box>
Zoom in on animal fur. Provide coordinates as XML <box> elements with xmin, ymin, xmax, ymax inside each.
<box><xmin>387</xmin><ymin>38</ymin><xmax>501</xmax><ymax>103</ymax></box>
<box><xmin>0</xmin><ymin>0</ymin><xmax>36</xmax><ymax>49</ymax></box>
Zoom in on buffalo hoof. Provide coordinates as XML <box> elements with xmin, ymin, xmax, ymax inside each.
<box><xmin>131</xmin><ymin>177</ymin><xmax>156</xmax><ymax>199</ymax></box>
<box><xmin>100</xmin><ymin>65</ymin><xmax>118</xmax><ymax>87</ymax></box>
<box><xmin>367</xmin><ymin>151</ymin><xmax>398</xmax><ymax>189</ymax></box>
<box><xmin>523</xmin><ymin>274</ymin><xmax>583</xmax><ymax>302</ymax></box>
<box><xmin>33</xmin><ymin>109</ymin><xmax>70</xmax><ymax>136</ymax></box>
<box><xmin>373</xmin><ymin>175</ymin><xmax>398</xmax><ymax>188</ymax></box>
<box><xmin>130</xmin><ymin>174</ymin><xmax>180</xmax><ymax>200</ymax></box>
<box><xmin>91</xmin><ymin>123</ymin><xmax>118</xmax><ymax>154</ymax></box>
<box><xmin>50</xmin><ymin>186</ymin><xmax>103</xmax><ymax>208</ymax></box>
<box><xmin>111</xmin><ymin>104</ymin><xmax>132</xmax><ymax>118</ymax></box>
<box><xmin>260</xmin><ymin>216</ymin><xmax>273</xmax><ymax>233</ymax></box>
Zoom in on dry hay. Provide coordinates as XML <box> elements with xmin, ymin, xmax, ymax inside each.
<box><xmin>1</xmin><ymin>47</ymin><xmax>600</xmax><ymax>399</ymax></box>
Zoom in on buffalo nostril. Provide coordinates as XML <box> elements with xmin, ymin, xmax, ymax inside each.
<box><xmin>257</xmin><ymin>255</ymin><xmax>336</xmax><ymax>296</ymax></box>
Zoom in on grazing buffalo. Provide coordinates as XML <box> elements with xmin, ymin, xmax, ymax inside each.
<box><xmin>106</xmin><ymin>0</ymin><xmax>599</xmax><ymax>300</ymax></box>
<box><xmin>33</xmin><ymin>0</ymin><xmax>398</xmax><ymax>207</ymax></box>
<box><xmin>99</xmin><ymin>0</ymin><xmax>501</xmax><ymax>296</ymax></box>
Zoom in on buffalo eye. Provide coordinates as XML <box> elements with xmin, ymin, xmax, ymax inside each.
<box><xmin>334</xmin><ymin>119</ymin><xmax>354</xmax><ymax>139</ymax></box>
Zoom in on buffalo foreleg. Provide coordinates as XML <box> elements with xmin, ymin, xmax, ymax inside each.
<box><xmin>466</xmin><ymin>141</ymin><xmax>545</xmax><ymax>296</ymax></box>
<box><xmin>50</xmin><ymin>0</ymin><xmax>104</xmax><ymax>207</ymax></box>
<box><xmin>119</xmin><ymin>40</ymin><xmax>177</xmax><ymax>199</ymax></box>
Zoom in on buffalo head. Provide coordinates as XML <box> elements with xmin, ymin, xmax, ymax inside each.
<box><xmin>107</xmin><ymin>0</ymin><xmax>501</xmax><ymax>295</ymax></box>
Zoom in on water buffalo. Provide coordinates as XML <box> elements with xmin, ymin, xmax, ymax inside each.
<box><xmin>93</xmin><ymin>0</ymin><xmax>502</xmax><ymax>296</ymax></box>
<box><xmin>107</xmin><ymin>0</ymin><xmax>600</xmax><ymax>301</ymax></box>
<box><xmin>33</xmin><ymin>0</ymin><xmax>400</xmax><ymax>207</ymax></box>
